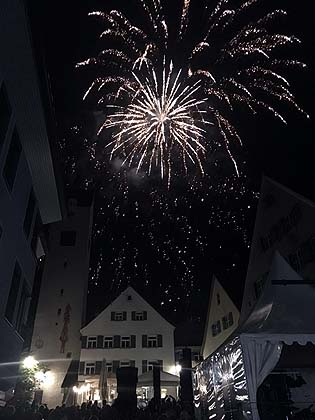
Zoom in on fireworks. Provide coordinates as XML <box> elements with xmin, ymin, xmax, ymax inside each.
<box><xmin>78</xmin><ymin>0</ymin><xmax>308</xmax><ymax>183</ymax></box>
<box><xmin>101</xmin><ymin>62</ymin><xmax>209</xmax><ymax>185</ymax></box>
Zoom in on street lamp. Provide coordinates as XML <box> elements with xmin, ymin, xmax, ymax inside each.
<box><xmin>23</xmin><ymin>356</ymin><xmax>38</xmax><ymax>370</ymax></box>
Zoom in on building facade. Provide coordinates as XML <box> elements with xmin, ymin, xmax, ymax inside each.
<box><xmin>30</xmin><ymin>192</ymin><xmax>94</xmax><ymax>407</ymax></box>
<box><xmin>240</xmin><ymin>176</ymin><xmax>315</xmax><ymax>322</ymax></box>
<box><xmin>79</xmin><ymin>287</ymin><xmax>177</xmax><ymax>402</ymax></box>
<box><xmin>201</xmin><ymin>276</ymin><xmax>239</xmax><ymax>360</ymax></box>
<box><xmin>0</xmin><ymin>0</ymin><xmax>61</xmax><ymax>393</ymax></box>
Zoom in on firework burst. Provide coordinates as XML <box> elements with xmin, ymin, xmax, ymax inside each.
<box><xmin>78</xmin><ymin>0</ymin><xmax>308</xmax><ymax>183</ymax></box>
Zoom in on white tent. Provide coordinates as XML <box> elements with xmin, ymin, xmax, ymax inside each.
<box><xmin>194</xmin><ymin>251</ymin><xmax>315</xmax><ymax>420</ymax></box>
<box><xmin>240</xmin><ymin>251</ymin><xmax>315</xmax><ymax>420</ymax></box>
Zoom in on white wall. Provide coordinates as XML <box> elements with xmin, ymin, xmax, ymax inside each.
<box><xmin>80</xmin><ymin>287</ymin><xmax>175</xmax><ymax>376</ymax></box>
<box><xmin>202</xmin><ymin>277</ymin><xmax>239</xmax><ymax>360</ymax></box>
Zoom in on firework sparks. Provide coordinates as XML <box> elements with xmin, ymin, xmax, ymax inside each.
<box><xmin>100</xmin><ymin>62</ymin><xmax>209</xmax><ymax>186</ymax></box>
<box><xmin>78</xmin><ymin>0</ymin><xmax>308</xmax><ymax>183</ymax></box>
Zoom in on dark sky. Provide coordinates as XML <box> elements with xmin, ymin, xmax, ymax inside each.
<box><xmin>28</xmin><ymin>0</ymin><xmax>314</xmax><ymax>325</ymax></box>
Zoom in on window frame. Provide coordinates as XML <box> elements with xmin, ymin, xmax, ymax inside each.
<box><xmin>135</xmin><ymin>311</ymin><xmax>144</xmax><ymax>321</ymax></box>
<box><xmin>87</xmin><ymin>336</ymin><xmax>97</xmax><ymax>349</ymax></box>
<box><xmin>114</xmin><ymin>311</ymin><xmax>123</xmax><ymax>321</ymax></box>
<box><xmin>121</xmin><ymin>336</ymin><xmax>131</xmax><ymax>349</ymax></box>
<box><xmin>85</xmin><ymin>362</ymin><xmax>96</xmax><ymax>375</ymax></box>
<box><xmin>120</xmin><ymin>361</ymin><xmax>131</xmax><ymax>368</ymax></box>
<box><xmin>104</xmin><ymin>336</ymin><xmax>113</xmax><ymax>349</ymax></box>
<box><xmin>147</xmin><ymin>335</ymin><xmax>158</xmax><ymax>348</ymax></box>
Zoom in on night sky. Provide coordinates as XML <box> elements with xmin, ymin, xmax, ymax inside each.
<box><xmin>27</xmin><ymin>0</ymin><xmax>314</xmax><ymax>325</ymax></box>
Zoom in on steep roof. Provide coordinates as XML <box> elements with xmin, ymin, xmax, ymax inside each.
<box><xmin>81</xmin><ymin>286</ymin><xmax>175</xmax><ymax>333</ymax></box>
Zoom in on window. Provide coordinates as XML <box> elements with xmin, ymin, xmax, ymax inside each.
<box><xmin>60</xmin><ymin>231</ymin><xmax>76</xmax><ymax>246</ymax></box>
<box><xmin>193</xmin><ymin>352</ymin><xmax>201</xmax><ymax>363</ymax></box>
<box><xmin>31</xmin><ymin>212</ymin><xmax>42</xmax><ymax>257</ymax></box>
<box><xmin>57</xmin><ymin>308</ymin><xmax>61</xmax><ymax>316</ymax></box>
<box><xmin>104</xmin><ymin>336</ymin><xmax>113</xmax><ymax>349</ymax></box>
<box><xmin>222</xmin><ymin>315</ymin><xmax>229</xmax><ymax>330</ymax></box>
<box><xmin>3</xmin><ymin>128</ymin><xmax>21</xmax><ymax>191</ymax></box>
<box><xmin>87</xmin><ymin>336</ymin><xmax>97</xmax><ymax>349</ymax></box>
<box><xmin>228</xmin><ymin>312</ymin><xmax>234</xmax><ymax>326</ymax></box>
<box><xmin>0</xmin><ymin>83</ymin><xmax>11</xmax><ymax>151</ymax></box>
<box><xmin>135</xmin><ymin>311</ymin><xmax>144</xmax><ymax>321</ymax></box>
<box><xmin>216</xmin><ymin>293</ymin><xmax>221</xmax><ymax>305</ymax></box>
<box><xmin>60</xmin><ymin>289</ymin><xmax>64</xmax><ymax>296</ymax></box>
<box><xmin>66</xmin><ymin>352</ymin><xmax>72</xmax><ymax>359</ymax></box>
<box><xmin>147</xmin><ymin>361</ymin><xmax>160</xmax><ymax>371</ymax></box>
<box><xmin>85</xmin><ymin>362</ymin><xmax>96</xmax><ymax>375</ymax></box>
<box><xmin>23</xmin><ymin>189</ymin><xmax>36</xmax><ymax>238</ymax></box>
<box><xmin>106</xmin><ymin>362</ymin><xmax>113</xmax><ymax>373</ymax></box>
<box><xmin>5</xmin><ymin>263</ymin><xmax>22</xmax><ymax>324</ymax></box>
<box><xmin>112</xmin><ymin>311</ymin><xmax>125</xmax><ymax>321</ymax></box>
<box><xmin>121</xmin><ymin>336</ymin><xmax>131</xmax><ymax>349</ymax></box>
<box><xmin>120</xmin><ymin>361</ymin><xmax>130</xmax><ymax>368</ymax></box>
<box><xmin>211</xmin><ymin>320</ymin><xmax>222</xmax><ymax>337</ymax></box>
<box><xmin>127</xmin><ymin>295</ymin><xmax>132</xmax><ymax>301</ymax></box>
<box><xmin>16</xmin><ymin>281</ymin><xmax>30</xmax><ymax>336</ymax></box>
<box><xmin>147</xmin><ymin>335</ymin><xmax>158</xmax><ymax>348</ymax></box>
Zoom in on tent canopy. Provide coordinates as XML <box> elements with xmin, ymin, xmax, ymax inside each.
<box><xmin>137</xmin><ymin>370</ymin><xmax>180</xmax><ymax>387</ymax></box>
<box><xmin>241</xmin><ymin>251</ymin><xmax>315</xmax><ymax>344</ymax></box>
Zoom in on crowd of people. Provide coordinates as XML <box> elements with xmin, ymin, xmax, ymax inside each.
<box><xmin>0</xmin><ymin>397</ymin><xmax>194</xmax><ymax>420</ymax></box>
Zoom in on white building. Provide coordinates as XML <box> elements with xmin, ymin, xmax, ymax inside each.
<box><xmin>78</xmin><ymin>286</ymin><xmax>178</xmax><ymax>402</ymax></box>
<box><xmin>201</xmin><ymin>276</ymin><xmax>239</xmax><ymax>360</ymax></box>
<box><xmin>0</xmin><ymin>0</ymin><xmax>62</xmax><ymax>394</ymax></box>
<box><xmin>241</xmin><ymin>176</ymin><xmax>315</xmax><ymax>322</ymax></box>
<box><xmin>30</xmin><ymin>192</ymin><xmax>94</xmax><ymax>407</ymax></box>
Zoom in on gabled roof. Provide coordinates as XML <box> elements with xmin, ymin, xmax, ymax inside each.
<box><xmin>242</xmin><ymin>251</ymin><xmax>315</xmax><ymax>337</ymax></box>
<box><xmin>201</xmin><ymin>276</ymin><xmax>239</xmax><ymax>355</ymax></box>
<box><xmin>81</xmin><ymin>286</ymin><xmax>175</xmax><ymax>333</ymax></box>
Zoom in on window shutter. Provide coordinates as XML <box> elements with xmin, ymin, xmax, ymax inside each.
<box><xmin>97</xmin><ymin>335</ymin><xmax>104</xmax><ymax>348</ymax></box>
<box><xmin>228</xmin><ymin>312</ymin><xmax>234</xmax><ymax>325</ymax></box>
<box><xmin>142</xmin><ymin>335</ymin><xmax>147</xmax><ymax>348</ymax></box>
<box><xmin>123</xmin><ymin>311</ymin><xmax>127</xmax><ymax>320</ymax></box>
<box><xmin>158</xmin><ymin>360</ymin><xmax>163</xmax><ymax>371</ymax></box>
<box><xmin>130</xmin><ymin>360</ymin><xmax>135</xmax><ymax>367</ymax></box>
<box><xmin>95</xmin><ymin>361</ymin><xmax>102</xmax><ymax>375</ymax></box>
<box><xmin>131</xmin><ymin>335</ymin><xmax>136</xmax><ymax>348</ymax></box>
<box><xmin>131</xmin><ymin>311</ymin><xmax>136</xmax><ymax>321</ymax></box>
<box><xmin>114</xmin><ymin>335</ymin><xmax>120</xmax><ymax>348</ymax></box>
<box><xmin>81</xmin><ymin>336</ymin><xmax>87</xmax><ymax>349</ymax></box>
<box><xmin>157</xmin><ymin>334</ymin><xmax>163</xmax><ymax>347</ymax></box>
<box><xmin>111</xmin><ymin>312</ymin><xmax>115</xmax><ymax>321</ymax></box>
<box><xmin>142</xmin><ymin>360</ymin><xmax>147</xmax><ymax>373</ymax></box>
<box><xmin>143</xmin><ymin>311</ymin><xmax>147</xmax><ymax>320</ymax></box>
<box><xmin>79</xmin><ymin>362</ymin><xmax>85</xmax><ymax>375</ymax></box>
<box><xmin>113</xmin><ymin>360</ymin><xmax>120</xmax><ymax>373</ymax></box>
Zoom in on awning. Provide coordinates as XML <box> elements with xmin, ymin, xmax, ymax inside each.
<box><xmin>137</xmin><ymin>371</ymin><xmax>180</xmax><ymax>387</ymax></box>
